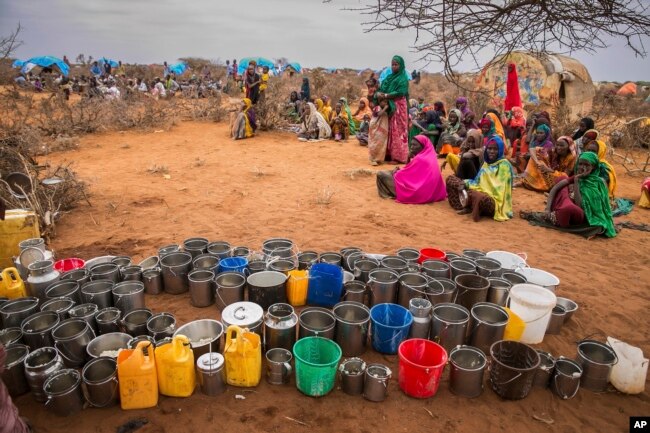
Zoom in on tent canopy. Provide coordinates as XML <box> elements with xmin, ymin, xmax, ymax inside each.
<box><xmin>168</xmin><ymin>62</ymin><xmax>188</xmax><ymax>75</ymax></box>
<box><xmin>19</xmin><ymin>56</ymin><xmax>70</xmax><ymax>76</ymax></box>
<box><xmin>285</xmin><ymin>62</ymin><xmax>302</xmax><ymax>73</ymax></box>
<box><xmin>99</xmin><ymin>57</ymin><xmax>119</xmax><ymax>68</ymax></box>
<box><xmin>237</xmin><ymin>57</ymin><xmax>275</xmax><ymax>75</ymax></box>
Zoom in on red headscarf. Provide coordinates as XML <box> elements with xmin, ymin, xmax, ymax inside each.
<box><xmin>504</xmin><ymin>63</ymin><xmax>522</xmax><ymax>111</ymax></box>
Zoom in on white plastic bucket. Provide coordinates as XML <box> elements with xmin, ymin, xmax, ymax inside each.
<box><xmin>508</xmin><ymin>284</ymin><xmax>556</xmax><ymax>344</ymax></box>
<box><xmin>513</xmin><ymin>268</ymin><xmax>560</xmax><ymax>292</ymax></box>
<box><xmin>485</xmin><ymin>251</ymin><xmax>526</xmax><ymax>271</ymax></box>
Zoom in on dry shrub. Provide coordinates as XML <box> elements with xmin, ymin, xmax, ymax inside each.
<box><xmin>176</xmin><ymin>94</ymin><xmax>227</xmax><ymax>122</ymax></box>
<box><xmin>344</xmin><ymin>168</ymin><xmax>374</xmax><ymax>179</ymax></box>
<box><xmin>315</xmin><ymin>186</ymin><xmax>335</xmax><ymax>206</ymax></box>
<box><xmin>147</xmin><ymin>164</ymin><xmax>169</xmax><ymax>175</ymax></box>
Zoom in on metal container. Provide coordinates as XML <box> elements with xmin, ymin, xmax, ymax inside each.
<box><xmin>80</xmin><ymin>280</ymin><xmax>114</xmax><ymax>309</ymax></box>
<box><xmin>193</xmin><ymin>254</ymin><xmax>220</xmax><ymax>273</ymax></box>
<box><xmin>297</xmin><ymin>251</ymin><xmax>318</xmax><ymax>270</ymax></box>
<box><xmin>95</xmin><ymin>307</ymin><xmax>122</xmax><ymax>335</ymax></box>
<box><xmin>449</xmin><ymin>345</ymin><xmax>487</xmax><ymax>398</ymax></box>
<box><xmin>248</xmin><ymin>260</ymin><xmax>266</xmax><ymax>274</ymax></box>
<box><xmin>367</xmin><ymin>268</ymin><xmax>399</xmax><ymax>307</ymax></box>
<box><xmin>265</xmin><ymin>348</ymin><xmax>293</xmax><ymax>385</ymax></box>
<box><xmin>462</xmin><ymin>249</ymin><xmax>486</xmax><ymax>260</ymax></box>
<box><xmin>206</xmin><ymin>241</ymin><xmax>232</xmax><ymax>259</ymax></box>
<box><xmin>2</xmin><ymin>344</ymin><xmax>30</xmax><ymax>397</ymax></box>
<box><xmin>408</xmin><ymin>298</ymin><xmax>432</xmax><ymax>339</ymax></box>
<box><xmin>82</xmin><ymin>356</ymin><xmax>119</xmax><ymax>407</ymax></box>
<box><xmin>175</xmin><ymin>319</ymin><xmax>224</xmax><ymax>360</ymax></box>
<box><xmin>221</xmin><ymin>301</ymin><xmax>264</xmax><ymax>336</ymax></box>
<box><xmin>247</xmin><ymin>271</ymin><xmax>288</xmax><ymax>310</ymax></box>
<box><xmin>475</xmin><ymin>257</ymin><xmax>503</xmax><ymax>278</ymax></box>
<box><xmin>318</xmin><ymin>251</ymin><xmax>342</xmax><ymax>266</ymax></box>
<box><xmin>425</xmin><ymin>278</ymin><xmax>456</xmax><ymax>305</ymax></box>
<box><xmin>534</xmin><ymin>350</ymin><xmax>556</xmax><ymax>387</ymax></box>
<box><xmin>0</xmin><ymin>327</ymin><xmax>23</xmax><ymax>347</ymax></box>
<box><xmin>160</xmin><ymin>251</ymin><xmax>192</xmax><ymax>294</ymax></box>
<box><xmin>158</xmin><ymin>244</ymin><xmax>180</xmax><ymax>258</ymax></box>
<box><xmin>45</xmin><ymin>280</ymin><xmax>81</xmax><ymax>304</ymax></box>
<box><xmin>363</xmin><ymin>363</ymin><xmax>391</xmax><ymax>402</ymax></box>
<box><xmin>396</xmin><ymin>248</ymin><xmax>420</xmax><ymax>271</ymax></box>
<box><xmin>262</xmin><ymin>238</ymin><xmax>294</xmax><ymax>259</ymax></box>
<box><xmin>421</xmin><ymin>259</ymin><xmax>450</xmax><ymax>279</ymax></box>
<box><xmin>90</xmin><ymin>262</ymin><xmax>120</xmax><ymax>283</ymax></box>
<box><xmin>487</xmin><ymin>278</ymin><xmax>512</xmax><ymax>306</ymax></box>
<box><xmin>127</xmin><ymin>335</ymin><xmax>155</xmax><ymax>350</ymax></box>
<box><xmin>120</xmin><ymin>265</ymin><xmax>142</xmax><ymax>282</ymax></box>
<box><xmin>231</xmin><ymin>246</ymin><xmax>250</xmax><ymax>257</ymax></box>
<box><xmin>40</xmin><ymin>296</ymin><xmax>76</xmax><ymax>321</ymax></box>
<box><xmin>450</xmin><ymin>259</ymin><xmax>477</xmax><ymax>279</ymax></box>
<box><xmin>21</xmin><ymin>311</ymin><xmax>60</xmax><ymax>350</ymax></box>
<box><xmin>431</xmin><ymin>303</ymin><xmax>469</xmax><ymax>354</ymax></box>
<box><xmin>19</xmin><ymin>237</ymin><xmax>46</xmax><ymax>252</ymax></box>
<box><xmin>27</xmin><ymin>260</ymin><xmax>60</xmax><ymax>300</ymax></box>
<box><xmin>146</xmin><ymin>312</ymin><xmax>176</xmax><ymax>341</ymax></box>
<box><xmin>454</xmin><ymin>274</ymin><xmax>490</xmax><ymax>311</ymax></box>
<box><xmin>1</xmin><ymin>296</ymin><xmax>40</xmax><ymax>328</ymax></box>
<box><xmin>111</xmin><ymin>256</ymin><xmax>132</xmax><ymax>269</ymax></box>
<box><xmin>298</xmin><ymin>307</ymin><xmax>336</xmax><ymax>340</ymax></box>
<box><xmin>576</xmin><ymin>339</ymin><xmax>618</xmax><ymax>392</ymax></box>
<box><xmin>112</xmin><ymin>281</ymin><xmax>145</xmax><ymax>314</ymax></box>
<box><xmin>264</xmin><ymin>303</ymin><xmax>298</xmax><ymax>351</ymax></box>
<box><xmin>546</xmin><ymin>305</ymin><xmax>566</xmax><ymax>335</ymax></box>
<box><xmin>339</xmin><ymin>357</ymin><xmax>366</xmax><ymax>395</ymax></box>
<box><xmin>120</xmin><ymin>308</ymin><xmax>152</xmax><ymax>337</ymax></box>
<box><xmin>489</xmin><ymin>340</ymin><xmax>540</xmax><ymax>400</ymax></box>
<box><xmin>142</xmin><ymin>268</ymin><xmax>163</xmax><ymax>295</ymax></box>
<box><xmin>86</xmin><ymin>332</ymin><xmax>131</xmax><ymax>358</ymax></box>
<box><xmin>196</xmin><ymin>352</ymin><xmax>226</xmax><ymax>396</ymax></box>
<box><xmin>353</xmin><ymin>258</ymin><xmax>379</xmax><ymax>283</ymax></box>
<box><xmin>24</xmin><ymin>346</ymin><xmax>65</xmax><ymax>402</ymax></box>
<box><xmin>183</xmin><ymin>237</ymin><xmax>209</xmax><ymax>258</ymax></box>
<box><xmin>59</xmin><ymin>268</ymin><xmax>90</xmax><ymax>287</ymax></box>
<box><xmin>68</xmin><ymin>303</ymin><xmax>99</xmax><ymax>333</ymax></box>
<box><xmin>502</xmin><ymin>272</ymin><xmax>527</xmax><ymax>286</ymax></box>
<box><xmin>52</xmin><ymin>317</ymin><xmax>95</xmax><ymax>367</ymax></box>
<box><xmin>268</xmin><ymin>259</ymin><xmax>296</xmax><ymax>274</ymax></box>
<box><xmin>343</xmin><ymin>280</ymin><xmax>367</xmax><ymax>304</ymax></box>
<box><xmin>555</xmin><ymin>297</ymin><xmax>578</xmax><ymax>322</ymax></box>
<box><xmin>468</xmin><ymin>302</ymin><xmax>509</xmax><ymax>355</ymax></box>
<box><xmin>188</xmin><ymin>269</ymin><xmax>215</xmax><ymax>307</ymax></box>
<box><xmin>381</xmin><ymin>255</ymin><xmax>409</xmax><ymax>275</ymax></box>
<box><xmin>340</xmin><ymin>247</ymin><xmax>362</xmax><ymax>271</ymax></box>
<box><xmin>138</xmin><ymin>256</ymin><xmax>160</xmax><ymax>271</ymax></box>
<box><xmin>551</xmin><ymin>357</ymin><xmax>583</xmax><ymax>400</ymax></box>
<box><xmin>215</xmin><ymin>272</ymin><xmax>246</xmax><ymax>311</ymax></box>
<box><xmin>397</xmin><ymin>272</ymin><xmax>429</xmax><ymax>308</ymax></box>
<box><xmin>43</xmin><ymin>369</ymin><xmax>84</xmax><ymax>416</ymax></box>
<box><xmin>333</xmin><ymin>301</ymin><xmax>370</xmax><ymax>357</ymax></box>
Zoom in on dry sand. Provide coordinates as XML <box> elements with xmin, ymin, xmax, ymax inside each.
<box><xmin>14</xmin><ymin>121</ymin><xmax>650</xmax><ymax>433</ymax></box>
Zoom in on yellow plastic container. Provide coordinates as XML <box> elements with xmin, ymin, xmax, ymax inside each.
<box><xmin>224</xmin><ymin>325</ymin><xmax>261</xmax><ymax>387</ymax></box>
<box><xmin>286</xmin><ymin>270</ymin><xmax>309</xmax><ymax>306</ymax></box>
<box><xmin>155</xmin><ymin>334</ymin><xmax>196</xmax><ymax>397</ymax></box>
<box><xmin>0</xmin><ymin>210</ymin><xmax>40</xmax><ymax>268</ymax></box>
<box><xmin>0</xmin><ymin>268</ymin><xmax>27</xmax><ymax>299</ymax></box>
<box><xmin>503</xmin><ymin>307</ymin><xmax>526</xmax><ymax>341</ymax></box>
<box><xmin>117</xmin><ymin>341</ymin><xmax>159</xmax><ymax>409</ymax></box>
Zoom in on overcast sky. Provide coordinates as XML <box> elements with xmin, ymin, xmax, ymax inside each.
<box><xmin>1</xmin><ymin>0</ymin><xmax>648</xmax><ymax>82</ymax></box>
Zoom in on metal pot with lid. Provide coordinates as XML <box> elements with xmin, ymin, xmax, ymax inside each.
<box><xmin>221</xmin><ymin>301</ymin><xmax>264</xmax><ymax>336</ymax></box>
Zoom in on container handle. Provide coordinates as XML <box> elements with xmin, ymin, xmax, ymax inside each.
<box><xmin>492</xmin><ymin>372</ymin><xmax>522</xmax><ymax>386</ymax></box>
<box><xmin>283</xmin><ymin>362</ymin><xmax>292</xmax><ymax>374</ymax></box>
<box><xmin>54</xmin><ymin>341</ymin><xmax>86</xmax><ymax>366</ymax></box>
<box><xmin>516</xmin><ymin>252</ymin><xmax>528</xmax><ymax>262</ymax></box>
<box><xmin>553</xmin><ymin>374</ymin><xmax>579</xmax><ymax>400</ymax></box>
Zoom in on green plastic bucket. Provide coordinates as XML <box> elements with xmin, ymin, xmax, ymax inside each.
<box><xmin>293</xmin><ymin>337</ymin><xmax>342</xmax><ymax>397</ymax></box>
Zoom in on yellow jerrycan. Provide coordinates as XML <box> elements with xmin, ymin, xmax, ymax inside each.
<box><xmin>224</xmin><ymin>325</ymin><xmax>262</xmax><ymax>387</ymax></box>
<box><xmin>155</xmin><ymin>334</ymin><xmax>196</xmax><ymax>397</ymax></box>
<box><xmin>117</xmin><ymin>341</ymin><xmax>159</xmax><ymax>409</ymax></box>
<box><xmin>1</xmin><ymin>268</ymin><xmax>27</xmax><ymax>299</ymax></box>
<box><xmin>286</xmin><ymin>270</ymin><xmax>309</xmax><ymax>307</ymax></box>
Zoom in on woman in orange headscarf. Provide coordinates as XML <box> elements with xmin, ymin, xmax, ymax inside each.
<box><xmin>352</xmin><ymin>97</ymin><xmax>373</xmax><ymax>129</ymax></box>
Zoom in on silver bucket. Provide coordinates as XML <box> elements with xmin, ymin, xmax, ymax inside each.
<box><xmin>487</xmin><ymin>278</ymin><xmax>512</xmax><ymax>306</ymax></box>
<box><xmin>381</xmin><ymin>255</ymin><xmax>409</xmax><ymax>275</ymax></box>
<box><xmin>138</xmin><ymin>256</ymin><xmax>160</xmax><ymax>271</ymax></box>
<box><xmin>367</xmin><ymin>268</ymin><xmax>399</xmax><ymax>307</ymax></box>
<box><xmin>90</xmin><ymin>262</ymin><xmax>120</xmax><ymax>283</ymax></box>
<box><xmin>462</xmin><ymin>249</ymin><xmax>486</xmax><ymax>260</ymax></box>
<box><xmin>454</xmin><ymin>274</ymin><xmax>490</xmax><ymax>311</ymax></box>
<box><xmin>297</xmin><ymin>251</ymin><xmax>318</xmax><ymax>271</ymax></box>
<box><xmin>298</xmin><ymin>307</ymin><xmax>336</xmax><ymax>340</ymax></box>
<box><xmin>248</xmin><ymin>260</ymin><xmax>267</xmax><ymax>274</ymax></box>
<box><xmin>546</xmin><ymin>305</ymin><xmax>566</xmax><ymax>335</ymax></box>
<box><xmin>80</xmin><ymin>280</ymin><xmax>114</xmax><ymax>309</ymax></box>
<box><xmin>397</xmin><ymin>272</ymin><xmax>429</xmax><ymax>308</ymax></box>
<box><xmin>196</xmin><ymin>352</ymin><xmax>226</xmax><ymax>396</ymax></box>
<box><xmin>262</xmin><ymin>238</ymin><xmax>294</xmax><ymax>259</ymax></box>
<box><xmin>120</xmin><ymin>308</ymin><xmax>152</xmax><ymax>337</ymax></box>
<box><xmin>534</xmin><ymin>350</ymin><xmax>556</xmax><ymax>387</ymax></box>
<box><xmin>21</xmin><ymin>310</ymin><xmax>60</xmax><ymax>350</ymax></box>
<box><xmin>43</xmin><ymin>369</ymin><xmax>84</xmax><ymax>416</ymax></box>
<box><xmin>343</xmin><ymin>280</ymin><xmax>367</xmax><ymax>305</ymax></box>
<box><xmin>339</xmin><ymin>357</ymin><xmax>366</xmax><ymax>395</ymax></box>
<box><xmin>265</xmin><ymin>348</ymin><xmax>293</xmax><ymax>385</ymax></box>
<box><xmin>396</xmin><ymin>248</ymin><xmax>420</xmax><ymax>271</ymax></box>
<box><xmin>183</xmin><ymin>237</ymin><xmax>209</xmax><ymax>258</ymax></box>
<box><xmin>142</xmin><ymin>268</ymin><xmax>163</xmax><ymax>295</ymax></box>
<box><xmin>160</xmin><ymin>251</ymin><xmax>192</xmax><ymax>294</ymax></box>
<box><xmin>2</xmin><ymin>344</ymin><xmax>30</xmax><ymax>397</ymax></box>
<box><xmin>189</xmin><ymin>269</ymin><xmax>215</xmax><ymax>307</ymax></box>
<box><xmin>52</xmin><ymin>318</ymin><xmax>95</xmax><ymax>367</ymax></box>
<box><xmin>0</xmin><ymin>327</ymin><xmax>24</xmax><ymax>347</ymax></box>
<box><xmin>206</xmin><ymin>241</ymin><xmax>232</xmax><ymax>259</ymax></box>
<box><xmin>353</xmin><ymin>258</ymin><xmax>379</xmax><ymax>283</ymax></box>
<box><xmin>82</xmin><ymin>356</ymin><xmax>119</xmax><ymax>407</ymax></box>
<box><xmin>449</xmin><ymin>345</ymin><xmax>487</xmax><ymax>398</ymax></box>
<box><xmin>120</xmin><ymin>265</ymin><xmax>142</xmax><ymax>282</ymax></box>
<box><xmin>502</xmin><ymin>272</ymin><xmax>527</xmax><ymax>286</ymax></box>
<box><xmin>68</xmin><ymin>303</ymin><xmax>99</xmax><ymax>333</ymax></box>
<box><xmin>246</xmin><ymin>271</ymin><xmax>288</xmax><ymax>311</ymax></box>
<box><xmin>468</xmin><ymin>303</ymin><xmax>509</xmax><ymax>355</ymax></box>
<box><xmin>431</xmin><ymin>303</ymin><xmax>469</xmax><ymax>354</ymax></box>
<box><xmin>158</xmin><ymin>244</ymin><xmax>180</xmax><ymax>258</ymax></box>
<box><xmin>1</xmin><ymin>296</ymin><xmax>40</xmax><ymax>328</ymax></box>
<box><xmin>24</xmin><ymin>346</ymin><xmax>64</xmax><ymax>402</ymax></box>
<box><xmin>214</xmin><ymin>272</ymin><xmax>246</xmax><ymax>312</ymax></box>
<box><xmin>41</xmin><ymin>296</ymin><xmax>76</xmax><ymax>321</ymax></box>
<box><xmin>268</xmin><ymin>259</ymin><xmax>296</xmax><ymax>274</ymax></box>
<box><xmin>408</xmin><ymin>298</ymin><xmax>432</xmax><ymax>339</ymax></box>
<box><xmin>193</xmin><ymin>254</ymin><xmax>220</xmax><ymax>273</ymax></box>
<box><xmin>59</xmin><ymin>268</ymin><xmax>90</xmax><ymax>287</ymax></box>
<box><xmin>340</xmin><ymin>247</ymin><xmax>363</xmax><ymax>271</ymax></box>
<box><xmin>425</xmin><ymin>278</ymin><xmax>456</xmax><ymax>305</ymax></box>
<box><xmin>112</xmin><ymin>281</ymin><xmax>145</xmax><ymax>314</ymax></box>
<box><xmin>450</xmin><ymin>259</ymin><xmax>477</xmax><ymax>279</ymax></box>
<box><xmin>319</xmin><ymin>251</ymin><xmax>342</xmax><ymax>266</ymax></box>
<box><xmin>146</xmin><ymin>312</ymin><xmax>176</xmax><ymax>341</ymax></box>
<box><xmin>576</xmin><ymin>339</ymin><xmax>618</xmax><ymax>392</ymax></box>
<box><xmin>95</xmin><ymin>307</ymin><xmax>122</xmax><ymax>334</ymax></box>
<box><xmin>264</xmin><ymin>303</ymin><xmax>298</xmax><ymax>351</ymax></box>
<box><xmin>475</xmin><ymin>257</ymin><xmax>503</xmax><ymax>278</ymax></box>
<box><xmin>111</xmin><ymin>256</ymin><xmax>132</xmax><ymax>269</ymax></box>
<box><xmin>363</xmin><ymin>363</ymin><xmax>391</xmax><ymax>402</ymax></box>
<box><xmin>174</xmin><ymin>319</ymin><xmax>224</xmax><ymax>360</ymax></box>
<box><xmin>86</xmin><ymin>332</ymin><xmax>131</xmax><ymax>358</ymax></box>
<box><xmin>45</xmin><ymin>280</ymin><xmax>81</xmax><ymax>304</ymax></box>
<box><xmin>551</xmin><ymin>357</ymin><xmax>583</xmax><ymax>399</ymax></box>
<box><xmin>556</xmin><ymin>297</ymin><xmax>578</xmax><ymax>322</ymax></box>
<box><xmin>127</xmin><ymin>335</ymin><xmax>155</xmax><ymax>350</ymax></box>
<box><xmin>421</xmin><ymin>259</ymin><xmax>450</xmax><ymax>279</ymax></box>
<box><xmin>232</xmin><ymin>246</ymin><xmax>250</xmax><ymax>257</ymax></box>
<box><xmin>333</xmin><ymin>301</ymin><xmax>370</xmax><ymax>357</ymax></box>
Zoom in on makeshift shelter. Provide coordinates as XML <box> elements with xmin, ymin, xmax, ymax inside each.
<box><xmin>168</xmin><ymin>62</ymin><xmax>188</xmax><ymax>76</ymax></box>
<box><xmin>476</xmin><ymin>51</ymin><xmax>595</xmax><ymax>119</ymax></box>
<box><xmin>98</xmin><ymin>57</ymin><xmax>119</xmax><ymax>68</ymax></box>
<box><xmin>237</xmin><ymin>57</ymin><xmax>275</xmax><ymax>75</ymax></box>
<box><xmin>16</xmin><ymin>56</ymin><xmax>70</xmax><ymax>76</ymax></box>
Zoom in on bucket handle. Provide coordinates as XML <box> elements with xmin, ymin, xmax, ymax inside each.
<box><xmin>552</xmin><ymin>373</ymin><xmax>579</xmax><ymax>400</ymax></box>
<box><xmin>81</xmin><ymin>376</ymin><xmax>119</xmax><ymax>408</ymax></box>
<box><xmin>54</xmin><ymin>341</ymin><xmax>86</xmax><ymax>366</ymax></box>
<box><xmin>283</xmin><ymin>362</ymin><xmax>292</xmax><ymax>375</ymax></box>
<box><xmin>492</xmin><ymin>372</ymin><xmax>522</xmax><ymax>387</ymax></box>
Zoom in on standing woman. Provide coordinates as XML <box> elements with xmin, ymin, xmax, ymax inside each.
<box><xmin>243</xmin><ymin>61</ymin><xmax>261</xmax><ymax>104</ymax></box>
<box><xmin>373</xmin><ymin>55</ymin><xmax>410</xmax><ymax>163</ymax></box>
<box><xmin>300</xmin><ymin>77</ymin><xmax>311</xmax><ymax>101</ymax></box>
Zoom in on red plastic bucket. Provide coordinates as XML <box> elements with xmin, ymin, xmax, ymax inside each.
<box><xmin>398</xmin><ymin>339</ymin><xmax>447</xmax><ymax>398</ymax></box>
<box><xmin>418</xmin><ymin>248</ymin><xmax>446</xmax><ymax>264</ymax></box>
<box><xmin>54</xmin><ymin>258</ymin><xmax>86</xmax><ymax>272</ymax></box>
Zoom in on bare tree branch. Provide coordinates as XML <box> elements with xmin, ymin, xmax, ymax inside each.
<box><xmin>1</xmin><ymin>23</ymin><xmax>23</xmax><ymax>60</ymax></box>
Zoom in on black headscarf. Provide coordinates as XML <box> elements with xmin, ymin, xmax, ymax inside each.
<box><xmin>572</xmin><ymin>117</ymin><xmax>595</xmax><ymax>140</ymax></box>
<box><xmin>301</xmin><ymin>78</ymin><xmax>310</xmax><ymax>101</ymax></box>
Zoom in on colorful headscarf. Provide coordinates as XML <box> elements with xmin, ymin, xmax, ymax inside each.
<box><xmin>486</xmin><ymin>112</ymin><xmax>506</xmax><ymax>142</ymax></box>
<box><xmin>583</xmin><ymin>129</ymin><xmax>599</xmax><ymax>142</ymax></box>
<box><xmin>339</xmin><ymin>97</ymin><xmax>356</xmax><ymax>135</ymax></box>
<box><xmin>594</xmin><ymin>139</ymin><xmax>617</xmax><ymax>198</ymax></box>
<box><xmin>446</xmin><ymin>109</ymin><xmax>463</xmax><ymax>134</ymax></box>
<box><xmin>242</xmin><ymin>98</ymin><xmax>255</xmax><ymax>137</ymax></box>
<box><xmin>375</xmin><ymin>55</ymin><xmax>410</xmax><ymax>114</ymax></box>
<box><xmin>480</xmin><ymin>117</ymin><xmax>496</xmax><ymax>137</ymax></box>
<box><xmin>456</xmin><ymin>97</ymin><xmax>470</xmax><ymax>115</ymax></box>
<box><xmin>550</xmin><ymin>136</ymin><xmax>577</xmax><ymax>173</ymax></box>
<box><xmin>355</xmin><ymin>97</ymin><xmax>373</xmax><ymax>122</ymax></box>
<box><xmin>509</xmin><ymin>106</ymin><xmax>527</xmax><ymax>129</ymax></box>
<box><xmin>466</xmin><ymin>148</ymin><xmax>514</xmax><ymax>222</ymax></box>
<box><xmin>531</xmin><ymin>124</ymin><xmax>554</xmax><ymax>151</ymax></box>
<box><xmin>576</xmin><ymin>152</ymin><xmax>616</xmax><ymax>237</ymax></box>
<box><xmin>393</xmin><ymin>135</ymin><xmax>447</xmax><ymax>204</ymax></box>
<box><xmin>504</xmin><ymin>63</ymin><xmax>522</xmax><ymax>111</ymax></box>
<box><xmin>483</xmin><ymin>134</ymin><xmax>505</xmax><ymax>164</ymax></box>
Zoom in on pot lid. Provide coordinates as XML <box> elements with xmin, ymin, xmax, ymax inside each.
<box><xmin>19</xmin><ymin>247</ymin><xmax>44</xmax><ymax>268</ymax></box>
<box><xmin>221</xmin><ymin>302</ymin><xmax>263</xmax><ymax>327</ymax></box>
<box><xmin>197</xmin><ymin>352</ymin><xmax>224</xmax><ymax>371</ymax></box>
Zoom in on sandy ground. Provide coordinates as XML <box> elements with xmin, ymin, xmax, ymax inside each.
<box><xmin>13</xmin><ymin>120</ymin><xmax>650</xmax><ymax>433</ymax></box>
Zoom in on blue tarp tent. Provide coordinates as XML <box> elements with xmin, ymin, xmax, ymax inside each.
<box><xmin>168</xmin><ymin>62</ymin><xmax>188</xmax><ymax>75</ymax></box>
<box><xmin>237</xmin><ymin>57</ymin><xmax>275</xmax><ymax>75</ymax></box>
<box><xmin>285</xmin><ymin>62</ymin><xmax>302</xmax><ymax>73</ymax></box>
<box><xmin>99</xmin><ymin>57</ymin><xmax>119</xmax><ymax>68</ymax></box>
<box><xmin>20</xmin><ymin>56</ymin><xmax>70</xmax><ymax>76</ymax></box>
<box><xmin>378</xmin><ymin>66</ymin><xmax>412</xmax><ymax>83</ymax></box>
<box><xmin>12</xmin><ymin>59</ymin><xmax>24</xmax><ymax>68</ymax></box>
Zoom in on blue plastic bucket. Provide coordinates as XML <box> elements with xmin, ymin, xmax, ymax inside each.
<box><xmin>370</xmin><ymin>303</ymin><xmax>413</xmax><ymax>354</ymax></box>
<box><xmin>307</xmin><ymin>263</ymin><xmax>343</xmax><ymax>307</ymax></box>
<box><xmin>219</xmin><ymin>257</ymin><xmax>248</xmax><ymax>274</ymax></box>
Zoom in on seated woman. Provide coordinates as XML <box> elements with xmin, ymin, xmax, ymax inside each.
<box><xmin>519</xmin><ymin>136</ymin><xmax>577</xmax><ymax>192</ymax></box>
<box><xmin>438</xmin><ymin>108</ymin><xmax>467</xmax><ymax>156</ymax></box>
<box><xmin>503</xmin><ymin>106</ymin><xmax>527</xmax><ymax>148</ymax></box>
<box><xmin>582</xmin><ymin>131</ymin><xmax>617</xmax><ymax>199</ymax></box>
<box><xmin>298</xmin><ymin>102</ymin><xmax>331</xmax><ymax>140</ymax></box>
<box><xmin>315</xmin><ymin>98</ymin><xmax>331</xmax><ymax>123</ymax></box>
<box><xmin>462</xmin><ymin>110</ymin><xmax>479</xmax><ymax>131</ymax></box>
<box><xmin>434</xmin><ymin>101</ymin><xmax>447</xmax><ymax>119</ymax></box>
<box><xmin>376</xmin><ymin>135</ymin><xmax>447</xmax><ymax>204</ymax></box>
<box><xmin>443</xmin><ymin>128</ymin><xmax>483</xmax><ymax>179</ymax></box>
<box><xmin>508</xmin><ymin>114</ymin><xmax>533</xmax><ymax>173</ymax></box>
<box><xmin>446</xmin><ymin>135</ymin><xmax>513</xmax><ymax>222</ymax></box>
<box><xmin>520</xmin><ymin>152</ymin><xmax>617</xmax><ymax>238</ymax></box>
<box><xmin>411</xmin><ymin>108</ymin><xmax>442</xmax><ymax>149</ymax></box>
<box><xmin>339</xmin><ymin>97</ymin><xmax>357</xmax><ymax>136</ymax></box>
<box><xmin>231</xmin><ymin>98</ymin><xmax>256</xmax><ymax>140</ymax></box>
<box><xmin>572</xmin><ymin>117</ymin><xmax>595</xmax><ymax>153</ymax></box>
<box><xmin>639</xmin><ymin>177</ymin><xmax>650</xmax><ymax>209</ymax></box>
<box><xmin>330</xmin><ymin>102</ymin><xmax>350</xmax><ymax>141</ymax></box>
<box><xmin>352</xmin><ymin>97</ymin><xmax>372</xmax><ymax>129</ymax></box>
<box><xmin>285</xmin><ymin>91</ymin><xmax>302</xmax><ymax>122</ymax></box>
<box><xmin>321</xmin><ymin>96</ymin><xmax>333</xmax><ymax>121</ymax></box>
<box><xmin>355</xmin><ymin>114</ymin><xmax>371</xmax><ymax>146</ymax></box>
